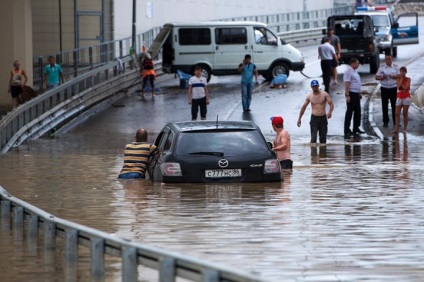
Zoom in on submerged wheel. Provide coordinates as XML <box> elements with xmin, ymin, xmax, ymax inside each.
<box><xmin>392</xmin><ymin>46</ymin><xmax>398</xmax><ymax>58</ymax></box>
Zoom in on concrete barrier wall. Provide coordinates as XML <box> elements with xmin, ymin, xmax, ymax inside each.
<box><xmin>114</xmin><ymin>0</ymin><xmax>335</xmax><ymax>40</ymax></box>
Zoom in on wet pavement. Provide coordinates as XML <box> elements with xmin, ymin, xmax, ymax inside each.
<box><xmin>2</xmin><ymin>25</ymin><xmax>424</xmax><ymax>281</ymax></box>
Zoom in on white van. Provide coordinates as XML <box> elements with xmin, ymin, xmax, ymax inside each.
<box><xmin>148</xmin><ymin>21</ymin><xmax>305</xmax><ymax>81</ymax></box>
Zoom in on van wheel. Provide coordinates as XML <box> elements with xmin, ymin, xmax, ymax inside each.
<box><xmin>193</xmin><ymin>64</ymin><xmax>212</xmax><ymax>82</ymax></box>
<box><xmin>370</xmin><ymin>54</ymin><xmax>380</xmax><ymax>74</ymax></box>
<box><xmin>268</xmin><ymin>62</ymin><xmax>289</xmax><ymax>80</ymax></box>
<box><xmin>392</xmin><ymin>47</ymin><xmax>397</xmax><ymax>58</ymax></box>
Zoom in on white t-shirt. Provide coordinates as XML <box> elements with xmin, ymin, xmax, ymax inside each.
<box><xmin>189</xmin><ymin>76</ymin><xmax>208</xmax><ymax>99</ymax></box>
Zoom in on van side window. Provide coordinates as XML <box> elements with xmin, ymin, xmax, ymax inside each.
<box><xmin>254</xmin><ymin>27</ymin><xmax>277</xmax><ymax>45</ymax></box>
<box><xmin>179</xmin><ymin>28</ymin><xmax>211</xmax><ymax>45</ymax></box>
<box><xmin>215</xmin><ymin>28</ymin><xmax>247</xmax><ymax>45</ymax></box>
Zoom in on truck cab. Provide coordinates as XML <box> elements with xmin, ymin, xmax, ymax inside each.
<box><xmin>326</xmin><ymin>15</ymin><xmax>380</xmax><ymax>73</ymax></box>
<box><xmin>354</xmin><ymin>5</ymin><xmax>419</xmax><ymax>57</ymax></box>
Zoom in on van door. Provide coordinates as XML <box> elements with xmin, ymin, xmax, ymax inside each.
<box><xmin>174</xmin><ymin>27</ymin><xmax>214</xmax><ymax>72</ymax></box>
<box><xmin>392</xmin><ymin>12</ymin><xmax>419</xmax><ymax>46</ymax></box>
<box><xmin>214</xmin><ymin>27</ymin><xmax>250</xmax><ymax>73</ymax></box>
<box><xmin>251</xmin><ymin>27</ymin><xmax>280</xmax><ymax>72</ymax></box>
<box><xmin>148</xmin><ymin>25</ymin><xmax>172</xmax><ymax>60</ymax></box>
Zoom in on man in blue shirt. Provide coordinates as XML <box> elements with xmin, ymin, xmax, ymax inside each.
<box><xmin>44</xmin><ymin>56</ymin><xmax>64</xmax><ymax>90</ymax></box>
<box><xmin>237</xmin><ymin>54</ymin><xmax>258</xmax><ymax>112</ymax></box>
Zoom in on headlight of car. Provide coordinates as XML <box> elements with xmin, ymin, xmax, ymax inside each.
<box><xmin>160</xmin><ymin>163</ymin><xmax>182</xmax><ymax>176</ymax></box>
<box><xmin>264</xmin><ymin>159</ymin><xmax>280</xmax><ymax>174</ymax></box>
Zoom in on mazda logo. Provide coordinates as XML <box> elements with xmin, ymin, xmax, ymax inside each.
<box><xmin>218</xmin><ymin>159</ymin><xmax>229</xmax><ymax>168</ymax></box>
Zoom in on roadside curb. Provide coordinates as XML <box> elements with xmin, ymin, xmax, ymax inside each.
<box><xmin>365</xmin><ymin>83</ymin><xmax>385</xmax><ymax>140</ymax></box>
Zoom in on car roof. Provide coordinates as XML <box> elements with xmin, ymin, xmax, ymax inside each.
<box><xmin>167</xmin><ymin>121</ymin><xmax>259</xmax><ymax>132</ymax></box>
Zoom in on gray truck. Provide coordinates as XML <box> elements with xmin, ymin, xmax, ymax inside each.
<box><xmin>325</xmin><ymin>15</ymin><xmax>380</xmax><ymax>73</ymax></box>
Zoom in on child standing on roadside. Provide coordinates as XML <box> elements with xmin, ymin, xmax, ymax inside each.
<box><xmin>188</xmin><ymin>66</ymin><xmax>209</xmax><ymax>120</ymax></box>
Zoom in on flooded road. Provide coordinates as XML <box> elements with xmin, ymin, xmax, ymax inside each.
<box><xmin>2</xmin><ymin>131</ymin><xmax>424</xmax><ymax>281</ymax></box>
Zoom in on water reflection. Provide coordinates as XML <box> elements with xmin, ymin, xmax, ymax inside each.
<box><xmin>1</xmin><ymin>134</ymin><xmax>424</xmax><ymax>281</ymax></box>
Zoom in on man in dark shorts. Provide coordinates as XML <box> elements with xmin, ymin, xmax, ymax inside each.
<box><xmin>322</xmin><ymin>27</ymin><xmax>341</xmax><ymax>85</ymax></box>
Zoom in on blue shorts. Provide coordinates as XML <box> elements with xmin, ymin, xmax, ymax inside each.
<box><xmin>118</xmin><ymin>172</ymin><xmax>144</xmax><ymax>179</ymax></box>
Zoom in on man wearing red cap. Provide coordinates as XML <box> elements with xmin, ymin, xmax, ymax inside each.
<box><xmin>271</xmin><ymin>116</ymin><xmax>292</xmax><ymax>169</ymax></box>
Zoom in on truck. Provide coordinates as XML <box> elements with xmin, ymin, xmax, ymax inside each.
<box><xmin>325</xmin><ymin>15</ymin><xmax>380</xmax><ymax>73</ymax></box>
<box><xmin>355</xmin><ymin>5</ymin><xmax>419</xmax><ymax>57</ymax></box>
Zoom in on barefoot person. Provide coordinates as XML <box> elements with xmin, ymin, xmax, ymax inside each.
<box><xmin>392</xmin><ymin>66</ymin><xmax>411</xmax><ymax>134</ymax></box>
<box><xmin>297</xmin><ymin>80</ymin><xmax>334</xmax><ymax>144</ymax></box>
<box><xmin>271</xmin><ymin>116</ymin><xmax>292</xmax><ymax>169</ymax></box>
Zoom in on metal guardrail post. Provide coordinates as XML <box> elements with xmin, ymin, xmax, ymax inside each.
<box><xmin>66</xmin><ymin>229</ymin><xmax>78</xmax><ymax>262</ymax></box>
<box><xmin>159</xmin><ymin>257</ymin><xmax>176</xmax><ymax>282</ymax></box>
<box><xmin>13</xmin><ymin>206</ymin><xmax>24</xmax><ymax>241</ymax></box>
<box><xmin>73</xmin><ymin>49</ymin><xmax>78</xmax><ymax>78</ymax></box>
<box><xmin>122</xmin><ymin>246</ymin><xmax>138</xmax><ymax>282</ymax></box>
<box><xmin>28</xmin><ymin>214</ymin><xmax>38</xmax><ymax>239</ymax></box>
<box><xmin>39</xmin><ymin>56</ymin><xmax>44</xmax><ymax>91</ymax></box>
<box><xmin>202</xmin><ymin>269</ymin><xmax>219</xmax><ymax>282</ymax></box>
<box><xmin>89</xmin><ymin>47</ymin><xmax>94</xmax><ymax>70</ymax></box>
<box><xmin>120</xmin><ymin>40</ymin><xmax>123</xmax><ymax>58</ymax></box>
<box><xmin>91</xmin><ymin>238</ymin><xmax>105</xmax><ymax>278</ymax></box>
<box><xmin>44</xmin><ymin>220</ymin><xmax>56</xmax><ymax>249</ymax></box>
<box><xmin>1</xmin><ymin>201</ymin><xmax>11</xmax><ymax>221</ymax></box>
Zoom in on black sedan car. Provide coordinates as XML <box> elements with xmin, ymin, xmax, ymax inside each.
<box><xmin>148</xmin><ymin>121</ymin><xmax>282</xmax><ymax>183</ymax></box>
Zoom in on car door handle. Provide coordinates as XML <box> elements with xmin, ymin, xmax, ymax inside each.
<box><xmin>255</xmin><ymin>51</ymin><xmax>264</xmax><ymax>53</ymax></box>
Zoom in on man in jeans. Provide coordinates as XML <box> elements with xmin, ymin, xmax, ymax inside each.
<box><xmin>375</xmin><ymin>54</ymin><xmax>399</xmax><ymax>127</ymax></box>
<box><xmin>297</xmin><ymin>80</ymin><xmax>334</xmax><ymax>145</ymax></box>
<box><xmin>238</xmin><ymin>54</ymin><xmax>258</xmax><ymax>112</ymax></box>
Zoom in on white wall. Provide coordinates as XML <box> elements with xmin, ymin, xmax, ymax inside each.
<box><xmin>114</xmin><ymin>0</ymin><xmax>335</xmax><ymax>40</ymax></box>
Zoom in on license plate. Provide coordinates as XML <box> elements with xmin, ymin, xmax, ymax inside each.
<box><xmin>205</xmin><ymin>169</ymin><xmax>242</xmax><ymax>178</ymax></box>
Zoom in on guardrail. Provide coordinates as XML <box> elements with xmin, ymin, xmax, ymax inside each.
<box><xmin>278</xmin><ymin>28</ymin><xmax>323</xmax><ymax>45</ymax></box>
<box><xmin>0</xmin><ymin>185</ymin><xmax>262</xmax><ymax>281</ymax></box>
<box><xmin>0</xmin><ymin>56</ymin><xmax>140</xmax><ymax>154</ymax></box>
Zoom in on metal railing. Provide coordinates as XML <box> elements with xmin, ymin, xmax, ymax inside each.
<box><xmin>0</xmin><ymin>185</ymin><xmax>262</xmax><ymax>281</ymax></box>
<box><xmin>0</xmin><ymin>56</ymin><xmax>140</xmax><ymax>154</ymax></box>
<box><xmin>33</xmin><ymin>27</ymin><xmax>162</xmax><ymax>93</ymax></box>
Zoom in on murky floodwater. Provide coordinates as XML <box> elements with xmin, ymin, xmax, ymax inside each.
<box><xmin>1</xmin><ymin>130</ymin><xmax>424</xmax><ymax>281</ymax></box>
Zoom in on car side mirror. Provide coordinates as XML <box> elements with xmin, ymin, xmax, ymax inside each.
<box><xmin>393</xmin><ymin>22</ymin><xmax>399</xmax><ymax>28</ymax></box>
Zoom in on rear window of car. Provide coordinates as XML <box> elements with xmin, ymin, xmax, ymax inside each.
<box><xmin>175</xmin><ymin>130</ymin><xmax>269</xmax><ymax>156</ymax></box>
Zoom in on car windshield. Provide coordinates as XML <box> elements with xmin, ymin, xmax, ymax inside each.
<box><xmin>371</xmin><ymin>15</ymin><xmax>389</xmax><ymax>27</ymax></box>
<box><xmin>175</xmin><ymin>130</ymin><xmax>269</xmax><ymax>156</ymax></box>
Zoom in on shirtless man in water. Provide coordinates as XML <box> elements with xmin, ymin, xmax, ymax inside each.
<box><xmin>297</xmin><ymin>80</ymin><xmax>334</xmax><ymax>144</ymax></box>
<box><xmin>271</xmin><ymin>116</ymin><xmax>292</xmax><ymax>169</ymax></box>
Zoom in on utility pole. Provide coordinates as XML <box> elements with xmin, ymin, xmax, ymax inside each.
<box><xmin>132</xmin><ymin>0</ymin><xmax>136</xmax><ymax>52</ymax></box>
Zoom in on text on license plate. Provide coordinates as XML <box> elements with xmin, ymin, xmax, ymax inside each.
<box><xmin>205</xmin><ymin>169</ymin><xmax>242</xmax><ymax>178</ymax></box>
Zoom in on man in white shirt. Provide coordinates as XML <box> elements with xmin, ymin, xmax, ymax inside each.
<box><xmin>318</xmin><ymin>37</ymin><xmax>338</xmax><ymax>95</ymax></box>
<box><xmin>375</xmin><ymin>54</ymin><xmax>399</xmax><ymax>127</ymax></box>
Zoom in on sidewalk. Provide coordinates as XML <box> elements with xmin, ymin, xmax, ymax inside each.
<box><xmin>367</xmin><ymin>56</ymin><xmax>424</xmax><ymax>139</ymax></box>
